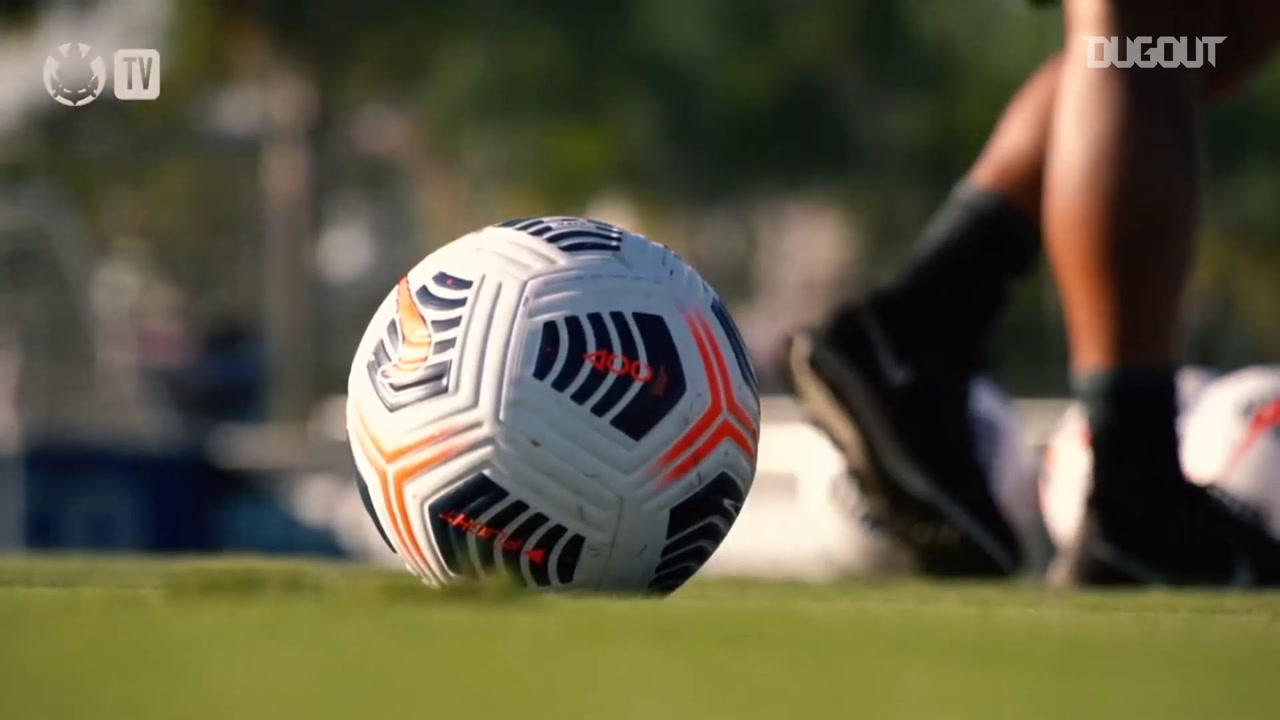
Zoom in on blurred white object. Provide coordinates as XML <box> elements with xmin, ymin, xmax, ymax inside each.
<box><xmin>315</xmin><ymin>200</ymin><xmax>378</xmax><ymax>286</ymax></box>
<box><xmin>971</xmin><ymin>378</ymin><xmax>1041</xmax><ymax>560</ymax></box>
<box><xmin>278</xmin><ymin>471</ymin><xmax>400</xmax><ymax>567</ymax></box>
<box><xmin>0</xmin><ymin>0</ymin><xmax>173</xmax><ymax>134</ymax></box>
<box><xmin>1039</xmin><ymin>367</ymin><xmax>1216</xmax><ymax>549</ymax></box>
<box><xmin>1180</xmin><ymin>366</ymin><xmax>1280</xmax><ymax>535</ymax></box>
<box><xmin>699</xmin><ymin>417</ymin><xmax>901</xmax><ymax>580</ymax></box>
<box><xmin>701</xmin><ymin>378</ymin><xmax>1039</xmax><ymax>580</ymax></box>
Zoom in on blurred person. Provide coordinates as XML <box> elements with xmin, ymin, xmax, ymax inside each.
<box><xmin>785</xmin><ymin>0</ymin><xmax>1280</xmax><ymax>584</ymax></box>
<box><xmin>171</xmin><ymin>312</ymin><xmax>267</xmax><ymax>433</ymax></box>
<box><xmin>88</xmin><ymin>237</ymin><xmax>184</xmax><ymax>440</ymax></box>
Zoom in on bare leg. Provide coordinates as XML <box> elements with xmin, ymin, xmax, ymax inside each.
<box><xmin>1045</xmin><ymin>0</ymin><xmax>1280</xmax><ymax>585</ymax></box>
<box><xmin>1046</xmin><ymin>1</ymin><xmax>1207</xmax><ymax>373</ymax></box>
<box><xmin>1045</xmin><ymin>0</ymin><xmax>1280</xmax><ymax>372</ymax></box>
<box><xmin>858</xmin><ymin>57</ymin><xmax>1060</xmax><ymax>378</ymax></box>
<box><xmin>965</xmin><ymin>55</ymin><xmax>1060</xmax><ymax>221</ymax></box>
<box><xmin>961</xmin><ymin>0</ymin><xmax>1279</xmax><ymax>289</ymax></box>
<box><xmin>788</xmin><ymin>2</ymin><xmax>1280</xmax><ymax>580</ymax></box>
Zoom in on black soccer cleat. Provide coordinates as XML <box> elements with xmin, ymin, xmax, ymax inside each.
<box><xmin>1049</xmin><ymin>472</ymin><xmax>1280</xmax><ymax>588</ymax></box>
<box><xmin>783</xmin><ymin>304</ymin><xmax>1022</xmax><ymax>577</ymax></box>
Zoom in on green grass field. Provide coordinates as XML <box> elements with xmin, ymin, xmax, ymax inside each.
<box><xmin>2</xmin><ymin>556</ymin><xmax>1279</xmax><ymax>720</ymax></box>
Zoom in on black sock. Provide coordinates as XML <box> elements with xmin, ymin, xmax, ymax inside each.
<box><xmin>826</xmin><ymin>182</ymin><xmax>1040</xmax><ymax>376</ymax></box>
<box><xmin>1074</xmin><ymin>367</ymin><xmax>1183</xmax><ymax>494</ymax></box>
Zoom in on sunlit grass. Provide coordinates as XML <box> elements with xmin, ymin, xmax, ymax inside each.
<box><xmin>2</xmin><ymin>555</ymin><xmax>1278</xmax><ymax>720</ymax></box>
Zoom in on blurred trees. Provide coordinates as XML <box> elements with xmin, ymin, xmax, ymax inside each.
<box><xmin>4</xmin><ymin>0</ymin><xmax>1279</xmax><ymax>413</ymax></box>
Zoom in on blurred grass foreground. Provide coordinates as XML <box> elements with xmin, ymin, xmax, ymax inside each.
<box><xmin>3</xmin><ymin>556</ymin><xmax>1280</xmax><ymax>720</ymax></box>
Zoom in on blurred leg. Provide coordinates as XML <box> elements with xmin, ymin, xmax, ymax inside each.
<box><xmin>1047</xmin><ymin>0</ymin><xmax>1280</xmax><ymax>375</ymax></box>
<box><xmin>965</xmin><ymin>55</ymin><xmax>1060</xmax><ymax>220</ymax></box>
<box><xmin>1046</xmin><ymin>0</ymin><xmax>1280</xmax><ymax>585</ymax></box>
<box><xmin>964</xmin><ymin>55</ymin><xmax>1061</xmax><ymax>220</ymax></box>
<box><xmin>878</xmin><ymin>0</ymin><xmax>1280</xmax><ymax>380</ymax></box>
<box><xmin>1046</xmin><ymin>0</ymin><xmax>1204</xmax><ymax>375</ymax></box>
<box><xmin>787</xmin><ymin>56</ymin><xmax>1068</xmax><ymax>577</ymax></box>
<box><xmin>785</xmin><ymin>0</ymin><xmax>1280</xmax><ymax>580</ymax></box>
<box><xmin>852</xmin><ymin>56</ymin><xmax>1059</xmax><ymax>378</ymax></box>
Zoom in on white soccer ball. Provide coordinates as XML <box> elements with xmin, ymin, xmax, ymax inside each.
<box><xmin>1180</xmin><ymin>366</ymin><xmax>1280</xmax><ymax>535</ymax></box>
<box><xmin>1038</xmin><ymin>367</ymin><xmax>1216</xmax><ymax>549</ymax></box>
<box><xmin>346</xmin><ymin>217</ymin><xmax>760</xmax><ymax>593</ymax></box>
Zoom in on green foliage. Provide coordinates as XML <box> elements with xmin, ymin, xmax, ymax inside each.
<box><xmin>7</xmin><ymin>0</ymin><xmax>1279</xmax><ymax>394</ymax></box>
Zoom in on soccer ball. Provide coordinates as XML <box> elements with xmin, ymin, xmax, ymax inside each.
<box><xmin>699</xmin><ymin>377</ymin><xmax>1040</xmax><ymax>580</ymax></box>
<box><xmin>346</xmin><ymin>217</ymin><xmax>760</xmax><ymax>593</ymax></box>
<box><xmin>1038</xmin><ymin>367</ymin><xmax>1215</xmax><ymax>549</ymax></box>
<box><xmin>1180</xmin><ymin>366</ymin><xmax>1280</xmax><ymax>535</ymax></box>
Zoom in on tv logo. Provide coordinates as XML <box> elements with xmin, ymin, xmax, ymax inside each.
<box><xmin>43</xmin><ymin>44</ymin><xmax>160</xmax><ymax>106</ymax></box>
<box><xmin>1085</xmin><ymin>36</ymin><xmax>1225</xmax><ymax>69</ymax></box>
<box><xmin>114</xmin><ymin>49</ymin><xmax>160</xmax><ymax>100</ymax></box>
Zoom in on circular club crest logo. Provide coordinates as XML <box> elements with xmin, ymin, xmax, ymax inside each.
<box><xmin>44</xmin><ymin>43</ymin><xmax>106</xmax><ymax>107</ymax></box>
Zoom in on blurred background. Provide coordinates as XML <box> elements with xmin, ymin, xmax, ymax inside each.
<box><xmin>1</xmin><ymin>0</ymin><xmax>1277</xmax><ymax>562</ymax></box>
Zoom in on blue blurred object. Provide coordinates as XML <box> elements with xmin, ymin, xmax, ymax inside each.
<box><xmin>22</xmin><ymin>441</ymin><xmax>346</xmax><ymax>557</ymax></box>
<box><xmin>213</xmin><ymin>489</ymin><xmax>345</xmax><ymax>558</ymax></box>
<box><xmin>23</xmin><ymin>442</ymin><xmax>216</xmax><ymax>552</ymax></box>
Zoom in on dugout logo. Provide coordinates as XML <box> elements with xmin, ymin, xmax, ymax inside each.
<box><xmin>1085</xmin><ymin>35</ymin><xmax>1225</xmax><ymax>69</ymax></box>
